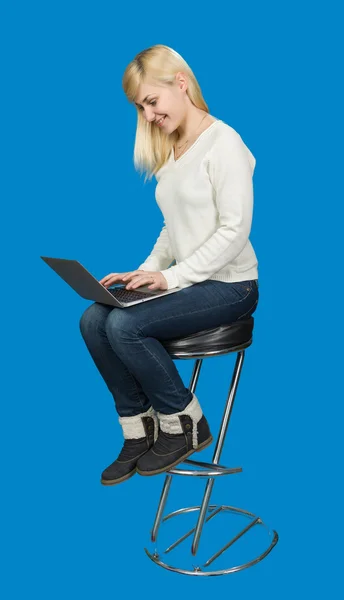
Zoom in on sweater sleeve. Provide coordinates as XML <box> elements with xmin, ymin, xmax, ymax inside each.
<box><xmin>137</xmin><ymin>221</ymin><xmax>175</xmax><ymax>272</ymax></box>
<box><xmin>159</xmin><ymin>130</ymin><xmax>255</xmax><ymax>290</ymax></box>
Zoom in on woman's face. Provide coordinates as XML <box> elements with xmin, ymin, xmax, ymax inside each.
<box><xmin>134</xmin><ymin>75</ymin><xmax>186</xmax><ymax>133</ymax></box>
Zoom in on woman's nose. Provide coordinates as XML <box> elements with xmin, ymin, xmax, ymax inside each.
<box><xmin>144</xmin><ymin>108</ymin><xmax>155</xmax><ymax>122</ymax></box>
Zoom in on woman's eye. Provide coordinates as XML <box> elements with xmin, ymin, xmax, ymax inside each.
<box><xmin>138</xmin><ymin>100</ymin><xmax>157</xmax><ymax>111</ymax></box>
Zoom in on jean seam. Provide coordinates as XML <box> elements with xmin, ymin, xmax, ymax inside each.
<box><xmin>130</xmin><ymin>379</ymin><xmax>148</xmax><ymax>410</ymax></box>
<box><xmin>237</xmin><ymin>298</ymin><xmax>258</xmax><ymax>320</ymax></box>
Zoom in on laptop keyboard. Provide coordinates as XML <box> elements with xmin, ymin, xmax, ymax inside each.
<box><xmin>107</xmin><ymin>286</ymin><xmax>159</xmax><ymax>302</ymax></box>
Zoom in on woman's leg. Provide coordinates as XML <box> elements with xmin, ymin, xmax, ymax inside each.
<box><xmin>79</xmin><ymin>302</ymin><xmax>152</xmax><ymax>417</ymax></box>
<box><xmin>104</xmin><ymin>279</ymin><xmax>258</xmax><ymax>414</ymax></box>
<box><xmin>102</xmin><ymin>278</ymin><xmax>258</xmax><ymax>475</ymax></box>
<box><xmin>79</xmin><ymin>301</ymin><xmax>159</xmax><ymax>485</ymax></box>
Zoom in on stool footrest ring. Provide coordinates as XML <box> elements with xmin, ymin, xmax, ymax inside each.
<box><xmin>145</xmin><ymin>504</ymin><xmax>279</xmax><ymax>576</ymax></box>
<box><xmin>169</xmin><ymin>458</ymin><xmax>243</xmax><ymax>476</ymax></box>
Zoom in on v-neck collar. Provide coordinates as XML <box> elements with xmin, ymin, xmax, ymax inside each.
<box><xmin>171</xmin><ymin>118</ymin><xmax>222</xmax><ymax>164</ymax></box>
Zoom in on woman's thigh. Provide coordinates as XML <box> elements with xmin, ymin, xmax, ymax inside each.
<box><xmin>109</xmin><ymin>279</ymin><xmax>259</xmax><ymax>342</ymax></box>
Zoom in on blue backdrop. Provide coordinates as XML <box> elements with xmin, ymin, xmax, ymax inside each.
<box><xmin>2</xmin><ymin>0</ymin><xmax>342</xmax><ymax>597</ymax></box>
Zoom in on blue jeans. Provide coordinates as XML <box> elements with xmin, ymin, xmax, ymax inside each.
<box><xmin>79</xmin><ymin>279</ymin><xmax>259</xmax><ymax>417</ymax></box>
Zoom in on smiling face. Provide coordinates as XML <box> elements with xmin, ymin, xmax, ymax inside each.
<box><xmin>134</xmin><ymin>73</ymin><xmax>187</xmax><ymax>133</ymax></box>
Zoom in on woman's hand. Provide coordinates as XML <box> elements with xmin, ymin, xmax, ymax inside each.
<box><xmin>99</xmin><ymin>270</ymin><xmax>168</xmax><ymax>291</ymax></box>
<box><xmin>99</xmin><ymin>271</ymin><xmax>142</xmax><ymax>288</ymax></box>
<box><xmin>123</xmin><ymin>270</ymin><xmax>168</xmax><ymax>291</ymax></box>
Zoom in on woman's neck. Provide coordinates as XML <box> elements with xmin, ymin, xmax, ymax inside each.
<box><xmin>176</xmin><ymin>109</ymin><xmax>210</xmax><ymax>143</ymax></box>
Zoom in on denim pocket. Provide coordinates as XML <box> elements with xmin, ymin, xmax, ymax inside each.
<box><xmin>208</xmin><ymin>280</ymin><xmax>254</xmax><ymax>304</ymax></box>
<box><xmin>230</xmin><ymin>280</ymin><xmax>254</xmax><ymax>302</ymax></box>
<box><xmin>234</xmin><ymin>280</ymin><xmax>253</xmax><ymax>291</ymax></box>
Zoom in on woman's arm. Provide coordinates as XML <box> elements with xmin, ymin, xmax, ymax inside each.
<box><xmin>137</xmin><ymin>221</ymin><xmax>175</xmax><ymax>272</ymax></box>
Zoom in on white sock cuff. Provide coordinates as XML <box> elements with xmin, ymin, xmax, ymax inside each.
<box><xmin>157</xmin><ymin>393</ymin><xmax>203</xmax><ymax>441</ymax></box>
<box><xmin>119</xmin><ymin>405</ymin><xmax>158</xmax><ymax>439</ymax></box>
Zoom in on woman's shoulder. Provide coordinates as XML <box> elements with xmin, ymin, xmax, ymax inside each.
<box><xmin>211</xmin><ymin>119</ymin><xmax>244</xmax><ymax>146</ymax></box>
<box><xmin>208</xmin><ymin>120</ymin><xmax>256</xmax><ymax>173</ymax></box>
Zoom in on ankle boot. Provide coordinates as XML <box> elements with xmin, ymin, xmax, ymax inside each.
<box><xmin>101</xmin><ymin>406</ymin><xmax>158</xmax><ymax>485</ymax></box>
<box><xmin>136</xmin><ymin>393</ymin><xmax>213</xmax><ymax>476</ymax></box>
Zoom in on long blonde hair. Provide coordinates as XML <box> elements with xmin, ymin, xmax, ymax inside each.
<box><xmin>122</xmin><ymin>44</ymin><xmax>209</xmax><ymax>183</ymax></box>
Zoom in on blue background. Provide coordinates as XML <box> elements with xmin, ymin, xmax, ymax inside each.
<box><xmin>2</xmin><ymin>0</ymin><xmax>343</xmax><ymax>597</ymax></box>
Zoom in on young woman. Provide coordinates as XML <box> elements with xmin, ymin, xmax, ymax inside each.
<box><xmin>79</xmin><ymin>44</ymin><xmax>259</xmax><ymax>486</ymax></box>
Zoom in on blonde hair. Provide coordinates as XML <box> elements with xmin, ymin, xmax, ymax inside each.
<box><xmin>122</xmin><ymin>44</ymin><xmax>209</xmax><ymax>182</ymax></box>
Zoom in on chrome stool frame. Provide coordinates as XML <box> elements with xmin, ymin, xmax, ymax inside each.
<box><xmin>144</xmin><ymin>317</ymin><xmax>278</xmax><ymax>576</ymax></box>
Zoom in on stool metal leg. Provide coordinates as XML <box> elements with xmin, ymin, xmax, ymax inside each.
<box><xmin>146</xmin><ymin>348</ymin><xmax>279</xmax><ymax>575</ymax></box>
<box><xmin>191</xmin><ymin>351</ymin><xmax>245</xmax><ymax>555</ymax></box>
<box><xmin>151</xmin><ymin>357</ymin><xmax>203</xmax><ymax>543</ymax></box>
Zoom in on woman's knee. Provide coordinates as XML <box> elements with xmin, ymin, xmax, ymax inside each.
<box><xmin>104</xmin><ymin>308</ymin><xmax>138</xmax><ymax>345</ymax></box>
<box><xmin>79</xmin><ymin>302</ymin><xmax>109</xmax><ymax>338</ymax></box>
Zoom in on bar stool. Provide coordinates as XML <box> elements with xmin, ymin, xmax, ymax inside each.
<box><xmin>144</xmin><ymin>316</ymin><xmax>279</xmax><ymax>576</ymax></box>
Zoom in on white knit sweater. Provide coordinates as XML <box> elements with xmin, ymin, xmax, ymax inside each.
<box><xmin>137</xmin><ymin>118</ymin><xmax>258</xmax><ymax>290</ymax></box>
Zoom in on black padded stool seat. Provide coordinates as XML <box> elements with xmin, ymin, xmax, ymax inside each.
<box><xmin>161</xmin><ymin>317</ymin><xmax>254</xmax><ymax>356</ymax></box>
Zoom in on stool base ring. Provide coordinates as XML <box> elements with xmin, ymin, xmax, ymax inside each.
<box><xmin>145</xmin><ymin>504</ymin><xmax>279</xmax><ymax>577</ymax></box>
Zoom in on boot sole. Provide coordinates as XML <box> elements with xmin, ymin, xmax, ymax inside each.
<box><xmin>100</xmin><ymin>467</ymin><xmax>137</xmax><ymax>486</ymax></box>
<box><xmin>136</xmin><ymin>434</ymin><xmax>214</xmax><ymax>476</ymax></box>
